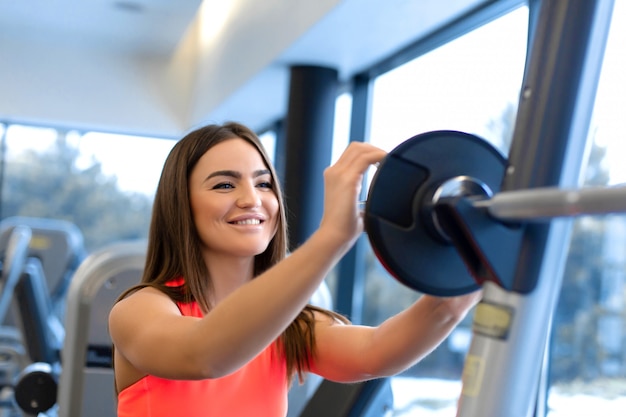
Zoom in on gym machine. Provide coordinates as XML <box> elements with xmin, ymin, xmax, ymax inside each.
<box><xmin>0</xmin><ymin>225</ymin><xmax>32</xmax><ymax>413</ymax></box>
<box><xmin>0</xmin><ymin>225</ymin><xmax>61</xmax><ymax>415</ymax></box>
<box><xmin>56</xmin><ymin>239</ymin><xmax>147</xmax><ymax>417</ymax></box>
<box><xmin>0</xmin><ymin>217</ymin><xmax>85</xmax><ymax>416</ymax></box>
<box><xmin>0</xmin><ymin>217</ymin><xmax>86</xmax><ymax>322</ymax></box>
<box><xmin>364</xmin><ymin>1</ymin><xmax>617</xmax><ymax>416</ymax></box>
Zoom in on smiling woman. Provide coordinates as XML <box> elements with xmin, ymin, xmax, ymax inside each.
<box><xmin>107</xmin><ymin>121</ymin><xmax>480</xmax><ymax>417</ymax></box>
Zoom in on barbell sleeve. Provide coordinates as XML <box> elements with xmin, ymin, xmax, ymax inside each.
<box><xmin>473</xmin><ymin>184</ymin><xmax>626</xmax><ymax>222</ymax></box>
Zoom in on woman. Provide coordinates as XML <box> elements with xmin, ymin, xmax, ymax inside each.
<box><xmin>108</xmin><ymin>122</ymin><xmax>481</xmax><ymax>416</ymax></box>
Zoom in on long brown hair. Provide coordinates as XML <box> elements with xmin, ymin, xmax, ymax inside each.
<box><xmin>116</xmin><ymin>121</ymin><xmax>348</xmax><ymax>382</ymax></box>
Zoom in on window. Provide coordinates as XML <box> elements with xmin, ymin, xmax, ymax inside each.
<box><xmin>363</xmin><ymin>7</ymin><xmax>529</xmax><ymax>415</ymax></box>
<box><xmin>0</xmin><ymin>125</ymin><xmax>175</xmax><ymax>252</ymax></box>
<box><xmin>547</xmin><ymin>2</ymin><xmax>626</xmax><ymax>416</ymax></box>
<box><xmin>368</xmin><ymin>7</ymin><xmax>528</xmax><ymax>157</ymax></box>
<box><xmin>325</xmin><ymin>92</ymin><xmax>354</xmax><ymax>302</ymax></box>
<box><xmin>332</xmin><ymin>92</ymin><xmax>353</xmax><ymax>164</ymax></box>
<box><xmin>259</xmin><ymin>130</ymin><xmax>277</xmax><ymax>164</ymax></box>
<box><xmin>358</xmin><ymin>2</ymin><xmax>626</xmax><ymax>415</ymax></box>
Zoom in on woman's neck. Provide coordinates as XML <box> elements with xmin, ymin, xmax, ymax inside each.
<box><xmin>202</xmin><ymin>251</ymin><xmax>255</xmax><ymax>305</ymax></box>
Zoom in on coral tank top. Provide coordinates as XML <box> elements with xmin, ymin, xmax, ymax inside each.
<box><xmin>117</xmin><ymin>279</ymin><xmax>288</xmax><ymax>417</ymax></box>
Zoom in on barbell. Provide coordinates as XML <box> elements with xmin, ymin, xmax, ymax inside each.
<box><xmin>364</xmin><ymin>130</ymin><xmax>626</xmax><ymax>296</ymax></box>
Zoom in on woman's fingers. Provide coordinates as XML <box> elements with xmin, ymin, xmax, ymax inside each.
<box><xmin>319</xmin><ymin>142</ymin><xmax>387</xmax><ymax>243</ymax></box>
<box><xmin>330</xmin><ymin>142</ymin><xmax>387</xmax><ymax>175</ymax></box>
<box><xmin>324</xmin><ymin>142</ymin><xmax>386</xmax><ymax>194</ymax></box>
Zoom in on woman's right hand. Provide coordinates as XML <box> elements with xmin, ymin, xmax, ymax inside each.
<box><xmin>318</xmin><ymin>142</ymin><xmax>387</xmax><ymax>249</ymax></box>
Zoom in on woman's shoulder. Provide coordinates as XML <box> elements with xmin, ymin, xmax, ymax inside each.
<box><xmin>309</xmin><ymin>305</ymin><xmax>350</xmax><ymax>325</ymax></box>
<box><xmin>118</xmin><ymin>277</ymin><xmax>184</xmax><ymax>304</ymax></box>
<box><xmin>127</xmin><ymin>284</ymin><xmax>174</xmax><ymax>301</ymax></box>
<box><xmin>111</xmin><ymin>285</ymin><xmax>181</xmax><ymax>321</ymax></box>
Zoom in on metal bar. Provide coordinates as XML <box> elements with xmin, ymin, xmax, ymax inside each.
<box><xmin>0</xmin><ymin>225</ymin><xmax>32</xmax><ymax>322</ymax></box>
<box><xmin>473</xmin><ymin>185</ymin><xmax>626</xmax><ymax>221</ymax></box>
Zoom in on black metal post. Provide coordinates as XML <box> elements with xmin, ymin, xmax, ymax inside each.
<box><xmin>283</xmin><ymin>66</ymin><xmax>338</xmax><ymax>251</ymax></box>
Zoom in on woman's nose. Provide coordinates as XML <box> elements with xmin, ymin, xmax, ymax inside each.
<box><xmin>236</xmin><ymin>185</ymin><xmax>262</xmax><ymax>208</ymax></box>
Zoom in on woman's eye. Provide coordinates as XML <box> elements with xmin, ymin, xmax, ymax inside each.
<box><xmin>213</xmin><ymin>182</ymin><xmax>235</xmax><ymax>190</ymax></box>
<box><xmin>257</xmin><ymin>181</ymin><xmax>273</xmax><ymax>189</ymax></box>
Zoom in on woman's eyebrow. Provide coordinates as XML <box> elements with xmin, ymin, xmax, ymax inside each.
<box><xmin>205</xmin><ymin>169</ymin><xmax>271</xmax><ymax>181</ymax></box>
<box><xmin>205</xmin><ymin>170</ymin><xmax>240</xmax><ymax>181</ymax></box>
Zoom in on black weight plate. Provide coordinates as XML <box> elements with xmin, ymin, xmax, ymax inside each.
<box><xmin>14</xmin><ymin>368</ymin><xmax>57</xmax><ymax>413</ymax></box>
<box><xmin>364</xmin><ymin>130</ymin><xmax>506</xmax><ymax>296</ymax></box>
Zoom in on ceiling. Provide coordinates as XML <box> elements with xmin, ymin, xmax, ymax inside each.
<box><xmin>0</xmin><ymin>0</ymin><xmax>489</xmax><ymax>138</ymax></box>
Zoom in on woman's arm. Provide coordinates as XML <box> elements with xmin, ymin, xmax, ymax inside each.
<box><xmin>309</xmin><ymin>290</ymin><xmax>482</xmax><ymax>382</ymax></box>
<box><xmin>109</xmin><ymin>142</ymin><xmax>387</xmax><ymax>381</ymax></box>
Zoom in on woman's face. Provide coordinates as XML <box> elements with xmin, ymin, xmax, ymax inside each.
<box><xmin>189</xmin><ymin>138</ymin><xmax>279</xmax><ymax>259</ymax></box>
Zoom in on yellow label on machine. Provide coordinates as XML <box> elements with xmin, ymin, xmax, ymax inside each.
<box><xmin>29</xmin><ymin>235</ymin><xmax>51</xmax><ymax>250</ymax></box>
<box><xmin>461</xmin><ymin>354</ymin><xmax>485</xmax><ymax>397</ymax></box>
<box><xmin>473</xmin><ymin>301</ymin><xmax>514</xmax><ymax>340</ymax></box>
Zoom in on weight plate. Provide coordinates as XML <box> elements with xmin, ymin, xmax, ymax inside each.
<box><xmin>364</xmin><ymin>130</ymin><xmax>506</xmax><ymax>296</ymax></box>
<box><xmin>14</xmin><ymin>367</ymin><xmax>57</xmax><ymax>413</ymax></box>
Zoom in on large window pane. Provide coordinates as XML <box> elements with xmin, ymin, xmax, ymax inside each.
<box><xmin>259</xmin><ymin>130</ymin><xmax>277</xmax><ymax>164</ymax></box>
<box><xmin>369</xmin><ymin>7</ymin><xmax>528</xmax><ymax>156</ymax></box>
<box><xmin>364</xmin><ymin>7</ymin><xmax>529</xmax><ymax>415</ymax></box>
<box><xmin>363</xmin><ymin>3</ymin><xmax>626</xmax><ymax>416</ymax></box>
<box><xmin>332</xmin><ymin>92</ymin><xmax>353</xmax><ymax>164</ymax></box>
<box><xmin>325</xmin><ymin>92</ymin><xmax>353</xmax><ymax>302</ymax></box>
<box><xmin>547</xmin><ymin>2</ymin><xmax>626</xmax><ymax>416</ymax></box>
<box><xmin>1</xmin><ymin>126</ymin><xmax>175</xmax><ymax>252</ymax></box>
<box><xmin>76</xmin><ymin>132</ymin><xmax>174</xmax><ymax>197</ymax></box>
